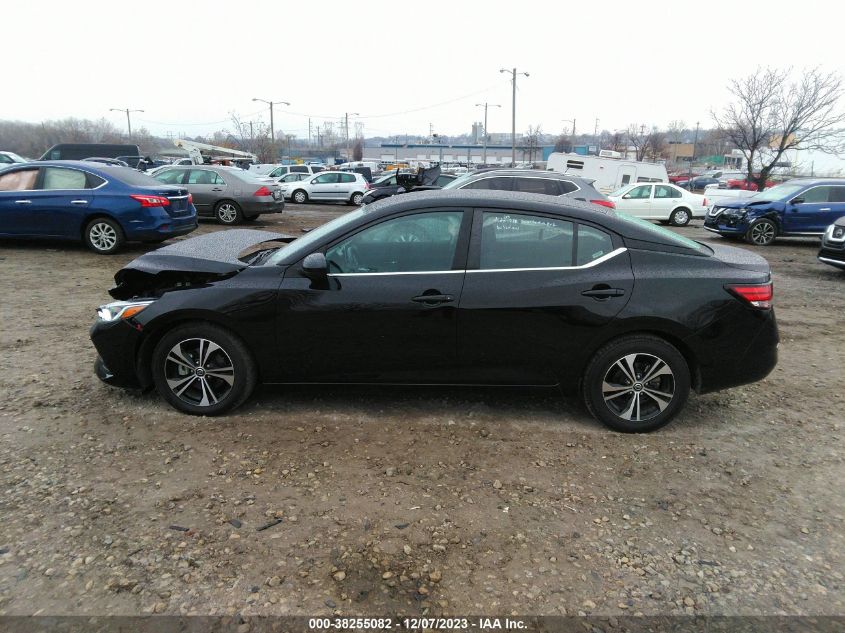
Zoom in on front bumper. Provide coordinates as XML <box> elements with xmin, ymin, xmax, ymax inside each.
<box><xmin>90</xmin><ymin>318</ymin><xmax>145</xmax><ymax>389</ymax></box>
<box><xmin>818</xmin><ymin>244</ymin><xmax>845</xmax><ymax>269</ymax></box>
<box><xmin>704</xmin><ymin>213</ymin><xmax>749</xmax><ymax>236</ymax></box>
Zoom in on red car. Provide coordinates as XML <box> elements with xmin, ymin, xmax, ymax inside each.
<box><xmin>725</xmin><ymin>177</ymin><xmax>776</xmax><ymax>191</ymax></box>
<box><xmin>669</xmin><ymin>173</ymin><xmax>698</xmax><ymax>184</ymax></box>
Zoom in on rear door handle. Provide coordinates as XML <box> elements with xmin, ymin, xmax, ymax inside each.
<box><xmin>70</xmin><ymin>200</ymin><xmax>89</xmax><ymax>205</ymax></box>
<box><xmin>582</xmin><ymin>287</ymin><xmax>626</xmax><ymax>299</ymax></box>
<box><xmin>411</xmin><ymin>294</ymin><xmax>454</xmax><ymax>305</ymax></box>
<box><xmin>212</xmin><ymin>187</ymin><xmax>223</xmax><ymax>191</ymax></box>
<box><xmin>14</xmin><ymin>199</ymin><xmax>31</xmax><ymax>204</ymax></box>
<box><xmin>819</xmin><ymin>207</ymin><xmax>831</xmax><ymax>211</ymax></box>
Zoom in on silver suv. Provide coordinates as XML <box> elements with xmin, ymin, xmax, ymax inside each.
<box><xmin>441</xmin><ymin>169</ymin><xmax>614</xmax><ymax>208</ymax></box>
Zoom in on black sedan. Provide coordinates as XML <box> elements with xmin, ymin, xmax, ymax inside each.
<box><xmin>90</xmin><ymin>190</ymin><xmax>778</xmax><ymax>432</ymax></box>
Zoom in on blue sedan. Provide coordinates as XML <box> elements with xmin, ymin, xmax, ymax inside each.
<box><xmin>0</xmin><ymin>161</ymin><xmax>197</xmax><ymax>254</ymax></box>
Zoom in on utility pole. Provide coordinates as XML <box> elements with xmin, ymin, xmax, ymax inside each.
<box><xmin>252</xmin><ymin>98</ymin><xmax>290</xmax><ymax>162</ymax></box>
<box><xmin>109</xmin><ymin>107</ymin><xmax>144</xmax><ymax>139</ymax></box>
<box><xmin>308</xmin><ymin>118</ymin><xmax>312</xmax><ymax>147</ymax></box>
<box><xmin>344</xmin><ymin>112</ymin><xmax>359</xmax><ymax>162</ymax></box>
<box><xmin>690</xmin><ymin>121</ymin><xmax>700</xmax><ymax>180</ymax></box>
<box><xmin>475</xmin><ymin>102</ymin><xmax>501</xmax><ymax>165</ymax></box>
<box><xmin>500</xmin><ymin>68</ymin><xmax>530</xmax><ymax>166</ymax></box>
<box><xmin>594</xmin><ymin>118</ymin><xmax>600</xmax><ymax>151</ymax></box>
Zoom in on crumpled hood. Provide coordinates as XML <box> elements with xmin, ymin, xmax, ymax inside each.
<box><xmin>119</xmin><ymin>229</ymin><xmax>293</xmax><ymax>275</ymax></box>
<box><xmin>109</xmin><ymin>229</ymin><xmax>294</xmax><ymax>299</ymax></box>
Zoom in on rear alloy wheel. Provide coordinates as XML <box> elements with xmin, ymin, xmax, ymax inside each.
<box><xmin>350</xmin><ymin>192</ymin><xmax>364</xmax><ymax>205</ymax></box>
<box><xmin>292</xmin><ymin>190</ymin><xmax>308</xmax><ymax>204</ymax></box>
<box><xmin>582</xmin><ymin>335</ymin><xmax>690</xmax><ymax>432</ymax></box>
<box><xmin>215</xmin><ymin>201</ymin><xmax>242</xmax><ymax>225</ymax></box>
<box><xmin>152</xmin><ymin>323</ymin><xmax>257</xmax><ymax>415</ymax></box>
<box><xmin>84</xmin><ymin>217</ymin><xmax>124</xmax><ymax>254</ymax></box>
<box><xmin>746</xmin><ymin>219</ymin><xmax>777</xmax><ymax>246</ymax></box>
<box><xmin>669</xmin><ymin>207</ymin><xmax>691</xmax><ymax>226</ymax></box>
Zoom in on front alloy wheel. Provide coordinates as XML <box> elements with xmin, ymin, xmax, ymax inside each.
<box><xmin>582</xmin><ymin>335</ymin><xmax>690</xmax><ymax>432</ymax></box>
<box><xmin>292</xmin><ymin>190</ymin><xmax>308</xmax><ymax>204</ymax></box>
<box><xmin>746</xmin><ymin>219</ymin><xmax>776</xmax><ymax>246</ymax></box>
<box><xmin>152</xmin><ymin>323</ymin><xmax>257</xmax><ymax>415</ymax></box>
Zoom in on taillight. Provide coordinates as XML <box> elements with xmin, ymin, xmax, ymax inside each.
<box><xmin>591</xmin><ymin>199</ymin><xmax>615</xmax><ymax>209</ymax></box>
<box><xmin>365</xmin><ymin>182</ymin><xmax>372</xmax><ymax>190</ymax></box>
<box><xmin>130</xmin><ymin>194</ymin><xmax>170</xmax><ymax>207</ymax></box>
<box><xmin>703</xmin><ymin>197</ymin><xmax>708</xmax><ymax>206</ymax></box>
<box><xmin>187</xmin><ymin>193</ymin><xmax>193</xmax><ymax>204</ymax></box>
<box><xmin>254</xmin><ymin>186</ymin><xmax>273</xmax><ymax>197</ymax></box>
<box><xmin>726</xmin><ymin>283</ymin><xmax>773</xmax><ymax>309</ymax></box>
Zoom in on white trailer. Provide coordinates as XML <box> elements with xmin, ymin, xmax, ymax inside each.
<box><xmin>547</xmin><ymin>152</ymin><xmax>668</xmax><ymax>194</ymax></box>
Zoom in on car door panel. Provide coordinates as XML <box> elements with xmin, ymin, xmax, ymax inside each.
<box><xmin>0</xmin><ymin>167</ymin><xmax>41</xmax><ymax>235</ymax></box>
<box><xmin>275</xmin><ymin>210</ymin><xmax>470</xmax><ymax>382</ymax></box>
<box><xmin>457</xmin><ymin>210</ymin><xmax>634</xmax><ymax>384</ymax></box>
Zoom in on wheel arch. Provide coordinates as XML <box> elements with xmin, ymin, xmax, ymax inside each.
<box><xmin>135</xmin><ymin>311</ymin><xmax>259</xmax><ymax>389</ymax></box>
<box><xmin>80</xmin><ymin>212</ymin><xmax>123</xmax><ymax>239</ymax></box>
<box><xmin>578</xmin><ymin>325</ymin><xmax>702</xmax><ymax>394</ymax></box>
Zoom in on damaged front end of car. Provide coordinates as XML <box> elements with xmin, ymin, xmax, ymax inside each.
<box><xmin>92</xmin><ymin>229</ymin><xmax>296</xmax><ymax>389</ymax></box>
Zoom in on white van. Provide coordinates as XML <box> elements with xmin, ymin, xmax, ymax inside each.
<box><xmin>547</xmin><ymin>152</ymin><xmax>668</xmax><ymax>194</ymax></box>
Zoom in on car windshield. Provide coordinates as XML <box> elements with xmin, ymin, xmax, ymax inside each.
<box><xmin>440</xmin><ymin>172</ymin><xmax>478</xmax><ymax>189</ymax></box>
<box><xmin>614</xmin><ymin>213</ymin><xmax>709</xmax><ymax>253</ymax></box>
<box><xmin>4</xmin><ymin>152</ymin><xmax>26</xmax><ymax>163</ymax></box>
<box><xmin>749</xmin><ymin>183</ymin><xmax>803</xmax><ymax>201</ymax></box>
<box><xmin>265</xmin><ymin>208</ymin><xmax>368</xmax><ymax>265</ymax></box>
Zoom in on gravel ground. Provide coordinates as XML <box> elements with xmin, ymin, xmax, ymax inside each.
<box><xmin>0</xmin><ymin>203</ymin><xmax>842</xmax><ymax>617</ymax></box>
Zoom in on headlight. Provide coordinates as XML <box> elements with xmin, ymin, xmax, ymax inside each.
<box><xmin>97</xmin><ymin>300</ymin><xmax>154</xmax><ymax>322</ymax></box>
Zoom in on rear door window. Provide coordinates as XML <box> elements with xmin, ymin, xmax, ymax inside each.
<box><xmin>513</xmin><ymin>177</ymin><xmax>561</xmax><ymax>195</ymax></box>
<box><xmin>479</xmin><ymin>212</ymin><xmax>574</xmax><ymax>269</ymax></box>
<box><xmin>464</xmin><ymin>176</ymin><xmax>514</xmax><ymax>191</ymax></box>
<box><xmin>654</xmin><ymin>184</ymin><xmax>682</xmax><ymax>199</ymax></box>
<box><xmin>576</xmin><ymin>225</ymin><xmax>614</xmax><ymax>265</ymax></box>
<box><xmin>42</xmin><ymin>167</ymin><xmax>88</xmax><ymax>190</ymax></box>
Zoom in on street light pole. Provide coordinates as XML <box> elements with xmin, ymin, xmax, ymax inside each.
<box><xmin>344</xmin><ymin>112</ymin><xmax>360</xmax><ymax>163</ymax></box>
<box><xmin>475</xmin><ymin>102</ymin><xmax>501</xmax><ymax>165</ymax></box>
<box><xmin>252</xmin><ymin>98</ymin><xmax>290</xmax><ymax>162</ymax></box>
<box><xmin>500</xmin><ymin>68</ymin><xmax>529</xmax><ymax>167</ymax></box>
<box><xmin>109</xmin><ymin>107</ymin><xmax>144</xmax><ymax>139</ymax></box>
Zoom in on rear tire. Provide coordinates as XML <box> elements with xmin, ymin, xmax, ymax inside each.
<box><xmin>151</xmin><ymin>322</ymin><xmax>257</xmax><ymax>416</ymax></box>
<box><xmin>292</xmin><ymin>190</ymin><xmax>308</xmax><ymax>204</ymax></box>
<box><xmin>84</xmin><ymin>217</ymin><xmax>124</xmax><ymax>254</ymax></box>
<box><xmin>350</xmin><ymin>192</ymin><xmax>364</xmax><ymax>205</ymax></box>
<box><xmin>745</xmin><ymin>218</ymin><xmax>777</xmax><ymax>246</ymax></box>
<box><xmin>215</xmin><ymin>200</ymin><xmax>243</xmax><ymax>225</ymax></box>
<box><xmin>669</xmin><ymin>207</ymin><xmax>691</xmax><ymax>226</ymax></box>
<box><xmin>582</xmin><ymin>335</ymin><xmax>690</xmax><ymax>433</ymax></box>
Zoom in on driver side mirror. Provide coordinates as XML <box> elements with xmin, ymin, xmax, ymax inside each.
<box><xmin>622</xmin><ymin>193</ymin><xmax>631</xmax><ymax>199</ymax></box>
<box><xmin>790</xmin><ymin>197</ymin><xmax>804</xmax><ymax>205</ymax></box>
<box><xmin>302</xmin><ymin>252</ymin><xmax>327</xmax><ymax>278</ymax></box>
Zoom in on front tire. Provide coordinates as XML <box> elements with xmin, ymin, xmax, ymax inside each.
<box><xmin>151</xmin><ymin>323</ymin><xmax>257</xmax><ymax>416</ymax></box>
<box><xmin>215</xmin><ymin>201</ymin><xmax>243</xmax><ymax>225</ymax></box>
<box><xmin>292</xmin><ymin>189</ymin><xmax>308</xmax><ymax>204</ymax></box>
<box><xmin>746</xmin><ymin>218</ymin><xmax>777</xmax><ymax>246</ymax></box>
<box><xmin>669</xmin><ymin>207</ymin><xmax>691</xmax><ymax>226</ymax></box>
<box><xmin>582</xmin><ymin>335</ymin><xmax>690</xmax><ymax>433</ymax></box>
<box><xmin>84</xmin><ymin>217</ymin><xmax>124</xmax><ymax>254</ymax></box>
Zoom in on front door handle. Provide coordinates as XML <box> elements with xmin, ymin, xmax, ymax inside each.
<box><xmin>70</xmin><ymin>199</ymin><xmax>89</xmax><ymax>205</ymax></box>
<box><xmin>15</xmin><ymin>199</ymin><xmax>31</xmax><ymax>204</ymax></box>
<box><xmin>411</xmin><ymin>293</ymin><xmax>454</xmax><ymax>305</ymax></box>
<box><xmin>819</xmin><ymin>207</ymin><xmax>831</xmax><ymax>211</ymax></box>
<box><xmin>212</xmin><ymin>187</ymin><xmax>223</xmax><ymax>191</ymax></box>
<box><xmin>582</xmin><ymin>287</ymin><xmax>626</xmax><ymax>299</ymax></box>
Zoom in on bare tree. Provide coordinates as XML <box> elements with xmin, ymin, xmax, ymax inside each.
<box><xmin>713</xmin><ymin>67</ymin><xmax>845</xmax><ymax>189</ymax></box>
<box><xmin>667</xmin><ymin>120</ymin><xmax>686</xmax><ymax>143</ymax></box>
<box><xmin>627</xmin><ymin>125</ymin><xmax>667</xmax><ymax>162</ymax></box>
<box><xmin>554</xmin><ymin>134</ymin><xmax>572</xmax><ymax>153</ymax></box>
<box><xmin>352</xmin><ymin>137</ymin><xmax>363</xmax><ymax>161</ymax></box>
<box><xmin>608</xmin><ymin>131</ymin><xmax>625</xmax><ymax>153</ymax></box>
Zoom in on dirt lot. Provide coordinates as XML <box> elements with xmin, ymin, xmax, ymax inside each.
<box><xmin>0</xmin><ymin>203</ymin><xmax>842</xmax><ymax>618</ymax></box>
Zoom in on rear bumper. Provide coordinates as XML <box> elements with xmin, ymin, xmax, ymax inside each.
<box><xmin>124</xmin><ymin>209</ymin><xmax>198</xmax><ymax>241</ymax></box>
<box><xmin>242</xmin><ymin>199</ymin><xmax>285</xmax><ymax>215</ymax></box>
<box><xmin>696</xmin><ymin>309</ymin><xmax>779</xmax><ymax>394</ymax></box>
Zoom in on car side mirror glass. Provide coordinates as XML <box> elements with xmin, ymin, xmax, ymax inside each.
<box><xmin>791</xmin><ymin>197</ymin><xmax>804</xmax><ymax>205</ymax></box>
<box><xmin>302</xmin><ymin>252</ymin><xmax>327</xmax><ymax>277</ymax></box>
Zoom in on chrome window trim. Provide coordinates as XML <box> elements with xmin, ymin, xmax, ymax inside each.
<box><xmin>469</xmin><ymin>247</ymin><xmax>627</xmax><ymax>273</ymax></box>
<box><xmin>328</xmin><ymin>248</ymin><xmax>628</xmax><ymax>277</ymax></box>
<box><xmin>329</xmin><ymin>270</ymin><xmax>465</xmax><ymax>277</ymax></box>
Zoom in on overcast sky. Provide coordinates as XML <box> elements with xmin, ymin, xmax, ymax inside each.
<box><xmin>5</xmin><ymin>0</ymin><xmax>842</xmax><ymax>141</ymax></box>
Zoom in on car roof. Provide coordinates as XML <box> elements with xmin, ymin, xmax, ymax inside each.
<box><xmin>782</xmin><ymin>177</ymin><xmax>845</xmax><ymax>186</ymax></box>
<box><xmin>467</xmin><ymin>168</ymin><xmax>593</xmax><ymax>182</ymax></box>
